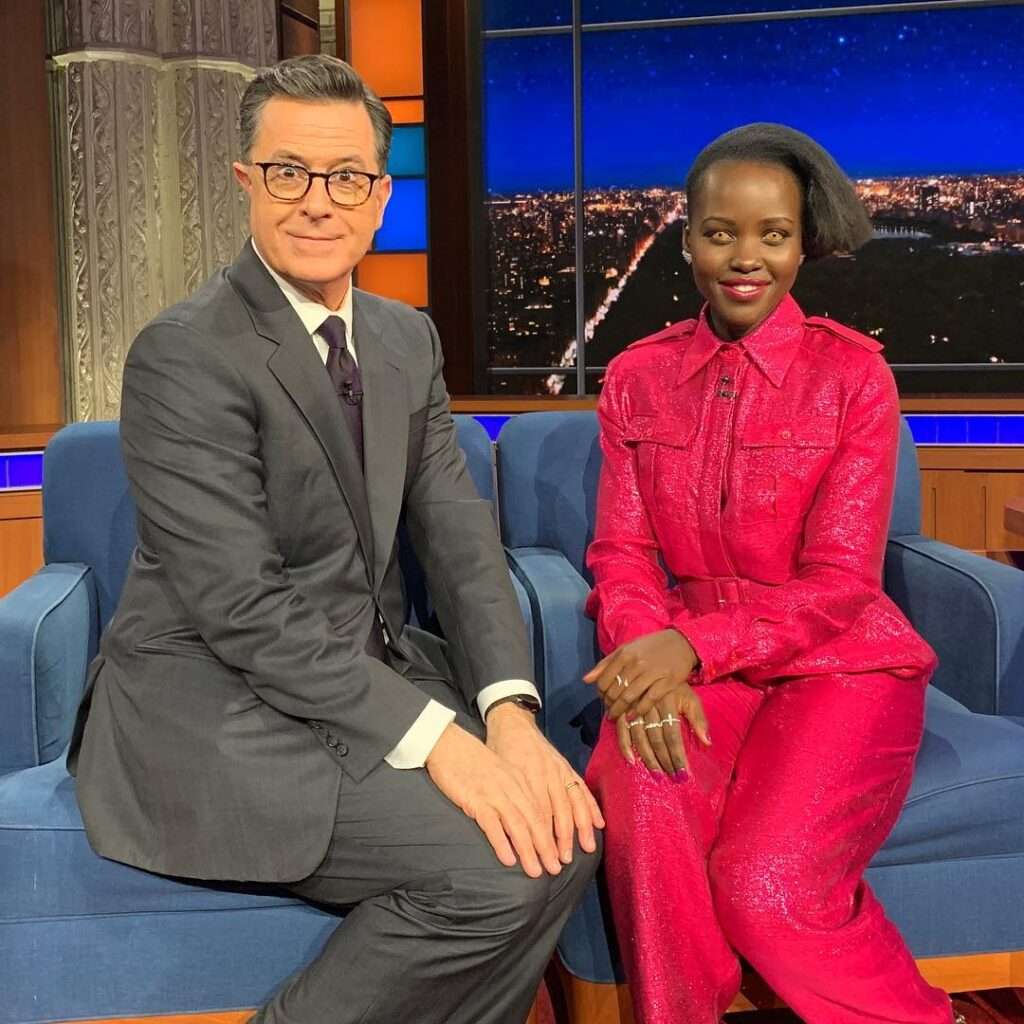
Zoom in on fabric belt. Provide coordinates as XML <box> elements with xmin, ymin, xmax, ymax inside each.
<box><xmin>677</xmin><ymin>576</ymin><xmax>778</xmax><ymax>614</ymax></box>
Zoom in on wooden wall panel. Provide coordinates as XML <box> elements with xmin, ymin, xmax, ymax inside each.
<box><xmin>0</xmin><ymin>491</ymin><xmax>43</xmax><ymax>598</ymax></box>
<box><xmin>281</xmin><ymin>12</ymin><xmax>319</xmax><ymax>57</ymax></box>
<box><xmin>982</xmin><ymin>472</ymin><xmax>1024</xmax><ymax>554</ymax></box>
<box><xmin>0</xmin><ymin>3</ymin><xmax>63</xmax><ymax>430</ymax></box>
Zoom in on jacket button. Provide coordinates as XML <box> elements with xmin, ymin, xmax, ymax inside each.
<box><xmin>326</xmin><ymin>736</ymin><xmax>338</xmax><ymax>749</ymax></box>
<box><xmin>337</xmin><ymin>744</ymin><xmax>348</xmax><ymax>756</ymax></box>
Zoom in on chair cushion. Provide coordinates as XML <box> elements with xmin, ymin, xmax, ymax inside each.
<box><xmin>876</xmin><ymin>685</ymin><xmax>1024</xmax><ymax>866</ymax></box>
<box><xmin>0</xmin><ymin>757</ymin><xmax>313</xmax><ymax>921</ymax></box>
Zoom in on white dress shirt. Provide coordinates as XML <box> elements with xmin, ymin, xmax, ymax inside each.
<box><xmin>251</xmin><ymin>243</ymin><xmax>541</xmax><ymax>767</ymax></box>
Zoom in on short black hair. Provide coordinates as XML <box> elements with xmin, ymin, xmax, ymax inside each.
<box><xmin>239</xmin><ymin>55</ymin><xmax>392</xmax><ymax>172</ymax></box>
<box><xmin>685</xmin><ymin>123</ymin><xmax>873</xmax><ymax>260</ymax></box>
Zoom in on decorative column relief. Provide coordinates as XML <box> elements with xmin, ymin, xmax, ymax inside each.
<box><xmin>172</xmin><ymin>63</ymin><xmax>254</xmax><ymax>299</ymax></box>
<box><xmin>49</xmin><ymin>0</ymin><xmax>277</xmax><ymax>421</ymax></box>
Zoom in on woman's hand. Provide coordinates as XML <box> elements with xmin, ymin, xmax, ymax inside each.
<box><xmin>584</xmin><ymin>629</ymin><xmax>701</xmax><ymax>721</ymax></box>
<box><xmin>585</xmin><ymin>629</ymin><xmax>711</xmax><ymax>770</ymax></box>
<box><xmin>614</xmin><ymin>685</ymin><xmax>708</xmax><ymax>774</ymax></box>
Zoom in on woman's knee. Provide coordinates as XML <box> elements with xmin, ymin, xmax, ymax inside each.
<box><xmin>710</xmin><ymin>838</ymin><xmax>859</xmax><ymax>955</ymax></box>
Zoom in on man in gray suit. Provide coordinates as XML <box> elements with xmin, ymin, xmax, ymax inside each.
<box><xmin>69</xmin><ymin>54</ymin><xmax>602</xmax><ymax>1024</ymax></box>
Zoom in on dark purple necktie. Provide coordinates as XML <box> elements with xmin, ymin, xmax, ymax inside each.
<box><xmin>319</xmin><ymin>315</ymin><xmax>363</xmax><ymax>464</ymax></box>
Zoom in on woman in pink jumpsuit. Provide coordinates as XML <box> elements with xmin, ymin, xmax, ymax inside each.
<box><xmin>583</xmin><ymin>124</ymin><xmax>957</xmax><ymax>1024</ymax></box>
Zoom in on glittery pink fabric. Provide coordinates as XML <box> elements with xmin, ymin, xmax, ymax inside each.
<box><xmin>585</xmin><ymin>294</ymin><xmax>936</xmax><ymax>685</ymax></box>
<box><xmin>583</xmin><ymin>296</ymin><xmax>951</xmax><ymax>1023</ymax></box>
<box><xmin>586</xmin><ymin>674</ymin><xmax>951</xmax><ymax>1023</ymax></box>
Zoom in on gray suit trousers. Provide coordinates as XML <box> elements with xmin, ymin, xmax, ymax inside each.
<box><xmin>254</xmin><ymin>687</ymin><xmax>600</xmax><ymax>1024</ymax></box>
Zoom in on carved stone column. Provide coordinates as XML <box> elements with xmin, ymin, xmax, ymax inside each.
<box><xmin>49</xmin><ymin>0</ymin><xmax>277</xmax><ymax>421</ymax></box>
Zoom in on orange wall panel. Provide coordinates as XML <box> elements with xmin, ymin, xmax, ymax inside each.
<box><xmin>357</xmin><ymin>252</ymin><xmax>428</xmax><ymax>308</ymax></box>
<box><xmin>384</xmin><ymin>98</ymin><xmax>425</xmax><ymax>123</ymax></box>
<box><xmin>0</xmin><ymin>491</ymin><xmax>43</xmax><ymax>598</ymax></box>
<box><xmin>349</xmin><ymin>0</ymin><xmax>423</xmax><ymax>98</ymax></box>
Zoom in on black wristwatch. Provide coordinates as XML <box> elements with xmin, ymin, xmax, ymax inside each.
<box><xmin>486</xmin><ymin>693</ymin><xmax>541</xmax><ymax>719</ymax></box>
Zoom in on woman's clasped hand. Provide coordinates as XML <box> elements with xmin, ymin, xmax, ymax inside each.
<box><xmin>583</xmin><ymin>629</ymin><xmax>711</xmax><ymax>775</ymax></box>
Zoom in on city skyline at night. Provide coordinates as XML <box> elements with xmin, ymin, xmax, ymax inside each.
<box><xmin>481</xmin><ymin>1</ymin><xmax>1024</xmax><ymax>391</ymax></box>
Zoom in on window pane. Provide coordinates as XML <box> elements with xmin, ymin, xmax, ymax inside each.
<box><xmin>486</xmin><ymin>371</ymin><xmax>577</xmax><ymax>396</ymax></box>
<box><xmin>581</xmin><ymin>7</ymin><xmax>1024</xmax><ymax>370</ymax></box>
<box><xmin>484</xmin><ymin>0</ymin><xmax>571</xmax><ymax>31</ymax></box>
<box><xmin>483</xmin><ymin>35</ymin><xmax>577</xmax><ymax>392</ymax></box>
<box><xmin>584</xmin><ymin>0</ymin><xmax>953</xmax><ymax>20</ymax></box>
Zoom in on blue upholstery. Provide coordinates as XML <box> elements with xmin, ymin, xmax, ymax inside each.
<box><xmin>42</xmin><ymin>422</ymin><xmax>135</xmax><ymax>634</ymax></box>
<box><xmin>0</xmin><ymin>415</ymin><xmax>502</xmax><ymax>1024</ymax></box>
<box><xmin>0</xmin><ymin>565</ymin><xmax>98</xmax><ymax>774</ymax></box>
<box><xmin>497</xmin><ymin>410</ymin><xmax>1024</xmax><ymax>984</ymax></box>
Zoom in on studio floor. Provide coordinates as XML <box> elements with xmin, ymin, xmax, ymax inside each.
<box><xmin>64</xmin><ymin>985</ymin><xmax>1024</xmax><ymax>1024</ymax></box>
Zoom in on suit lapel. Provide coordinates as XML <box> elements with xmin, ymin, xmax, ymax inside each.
<box><xmin>227</xmin><ymin>245</ymin><xmax>375</xmax><ymax>581</ymax></box>
<box><xmin>354</xmin><ymin>291</ymin><xmax>408</xmax><ymax>594</ymax></box>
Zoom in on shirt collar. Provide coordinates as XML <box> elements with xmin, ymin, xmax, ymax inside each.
<box><xmin>677</xmin><ymin>292</ymin><xmax>806</xmax><ymax>389</ymax></box>
<box><xmin>251</xmin><ymin>239</ymin><xmax>354</xmax><ymax>345</ymax></box>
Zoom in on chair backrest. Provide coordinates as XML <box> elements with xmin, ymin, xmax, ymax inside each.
<box><xmin>496</xmin><ymin>410</ymin><xmax>922</xmax><ymax>569</ymax></box>
<box><xmin>496</xmin><ymin>412</ymin><xmax>602</xmax><ymax>579</ymax></box>
<box><xmin>41</xmin><ymin>416</ymin><xmax>495</xmax><ymax>634</ymax></box>
<box><xmin>890</xmin><ymin>417</ymin><xmax>922</xmax><ymax>538</ymax></box>
<box><xmin>43</xmin><ymin>423</ymin><xmax>134</xmax><ymax>634</ymax></box>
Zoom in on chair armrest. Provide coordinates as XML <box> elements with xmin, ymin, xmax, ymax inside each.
<box><xmin>885</xmin><ymin>536</ymin><xmax>1024</xmax><ymax>715</ymax></box>
<box><xmin>0</xmin><ymin>564</ymin><xmax>99</xmax><ymax>773</ymax></box>
<box><xmin>507</xmin><ymin>546</ymin><xmax>623</xmax><ymax>985</ymax></box>
<box><xmin>506</xmin><ymin>547</ymin><xmax>600</xmax><ymax>774</ymax></box>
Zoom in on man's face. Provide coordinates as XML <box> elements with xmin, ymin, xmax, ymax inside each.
<box><xmin>233</xmin><ymin>96</ymin><xmax>391</xmax><ymax>308</ymax></box>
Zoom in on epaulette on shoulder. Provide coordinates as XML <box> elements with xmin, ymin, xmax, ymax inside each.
<box><xmin>805</xmin><ymin>316</ymin><xmax>883</xmax><ymax>353</ymax></box>
<box><xmin>625</xmin><ymin>318</ymin><xmax>697</xmax><ymax>351</ymax></box>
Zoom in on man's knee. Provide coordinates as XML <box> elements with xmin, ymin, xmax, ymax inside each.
<box><xmin>447</xmin><ymin>834</ymin><xmax>600</xmax><ymax>933</ymax></box>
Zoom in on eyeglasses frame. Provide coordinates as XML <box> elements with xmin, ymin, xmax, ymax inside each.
<box><xmin>251</xmin><ymin>162</ymin><xmax>383</xmax><ymax>208</ymax></box>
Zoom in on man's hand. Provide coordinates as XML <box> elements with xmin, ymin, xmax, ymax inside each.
<box><xmin>426</xmin><ymin>721</ymin><xmax>563</xmax><ymax>877</ymax></box>
<box><xmin>485</xmin><ymin>704</ymin><xmax>604</xmax><ymax>867</ymax></box>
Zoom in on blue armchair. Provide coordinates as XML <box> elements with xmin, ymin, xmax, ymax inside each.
<box><xmin>0</xmin><ymin>416</ymin><xmax>526</xmax><ymax>1024</ymax></box>
<box><xmin>497</xmin><ymin>411</ymin><xmax>1024</xmax><ymax>1015</ymax></box>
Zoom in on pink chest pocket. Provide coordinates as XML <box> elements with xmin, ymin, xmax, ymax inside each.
<box><xmin>626</xmin><ymin>411</ymin><xmax>701</xmax><ymax>522</ymax></box>
<box><xmin>729</xmin><ymin>415</ymin><xmax>838</xmax><ymax>524</ymax></box>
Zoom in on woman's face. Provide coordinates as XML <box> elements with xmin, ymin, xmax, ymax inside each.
<box><xmin>685</xmin><ymin>159</ymin><xmax>804</xmax><ymax>340</ymax></box>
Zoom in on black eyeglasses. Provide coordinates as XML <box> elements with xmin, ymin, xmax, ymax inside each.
<box><xmin>252</xmin><ymin>162</ymin><xmax>382</xmax><ymax>208</ymax></box>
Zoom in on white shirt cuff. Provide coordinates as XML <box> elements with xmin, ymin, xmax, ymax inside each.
<box><xmin>384</xmin><ymin>699</ymin><xmax>457</xmax><ymax>769</ymax></box>
<box><xmin>476</xmin><ymin>679</ymin><xmax>542</xmax><ymax>721</ymax></box>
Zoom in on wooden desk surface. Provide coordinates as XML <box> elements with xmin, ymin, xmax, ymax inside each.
<box><xmin>1006</xmin><ymin>497</ymin><xmax>1024</xmax><ymax>538</ymax></box>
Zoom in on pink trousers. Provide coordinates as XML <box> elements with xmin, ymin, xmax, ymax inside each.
<box><xmin>585</xmin><ymin>672</ymin><xmax>953</xmax><ymax>1024</ymax></box>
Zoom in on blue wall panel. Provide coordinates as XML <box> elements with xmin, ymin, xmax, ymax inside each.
<box><xmin>373</xmin><ymin>178</ymin><xmax>427</xmax><ymax>252</ymax></box>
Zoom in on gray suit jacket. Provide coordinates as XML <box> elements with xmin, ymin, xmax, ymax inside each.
<box><xmin>68</xmin><ymin>243</ymin><xmax>532</xmax><ymax>883</ymax></box>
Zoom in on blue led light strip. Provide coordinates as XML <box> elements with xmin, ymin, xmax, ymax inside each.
<box><xmin>0</xmin><ymin>451</ymin><xmax>44</xmax><ymax>491</ymax></box>
<box><xmin>2</xmin><ymin>415</ymin><xmax>1022</xmax><ymax>491</ymax></box>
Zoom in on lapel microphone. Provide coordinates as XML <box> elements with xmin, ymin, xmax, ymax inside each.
<box><xmin>340</xmin><ymin>380</ymin><xmax>363</xmax><ymax>406</ymax></box>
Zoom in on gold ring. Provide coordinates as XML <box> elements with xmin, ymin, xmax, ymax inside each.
<box><xmin>565</xmin><ymin>780</ymin><xmax>581</xmax><ymax>791</ymax></box>
<box><xmin>615</xmin><ymin>673</ymin><xmax>629</xmax><ymax>688</ymax></box>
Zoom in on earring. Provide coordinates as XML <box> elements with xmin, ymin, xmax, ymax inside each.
<box><xmin>682</xmin><ymin>249</ymin><xmax>693</xmax><ymax>264</ymax></box>
<box><xmin>799</xmin><ymin>254</ymin><xmax>806</xmax><ymax>264</ymax></box>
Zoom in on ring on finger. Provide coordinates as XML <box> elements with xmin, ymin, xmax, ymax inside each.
<box><xmin>565</xmin><ymin>780</ymin><xmax>581</xmax><ymax>792</ymax></box>
<box><xmin>643</xmin><ymin>721</ymin><xmax>663</xmax><ymax>731</ymax></box>
<box><xmin>661</xmin><ymin>714</ymin><xmax>681</xmax><ymax>727</ymax></box>
<box><xmin>627</xmin><ymin>719</ymin><xmax>645</xmax><ymax>729</ymax></box>
<box><xmin>615</xmin><ymin>673</ymin><xmax>629</xmax><ymax>689</ymax></box>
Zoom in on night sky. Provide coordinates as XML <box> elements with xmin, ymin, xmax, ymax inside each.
<box><xmin>483</xmin><ymin>3</ymin><xmax>1024</xmax><ymax>193</ymax></box>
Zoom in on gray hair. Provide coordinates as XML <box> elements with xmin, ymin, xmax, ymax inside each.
<box><xmin>239</xmin><ymin>54</ymin><xmax>393</xmax><ymax>172</ymax></box>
